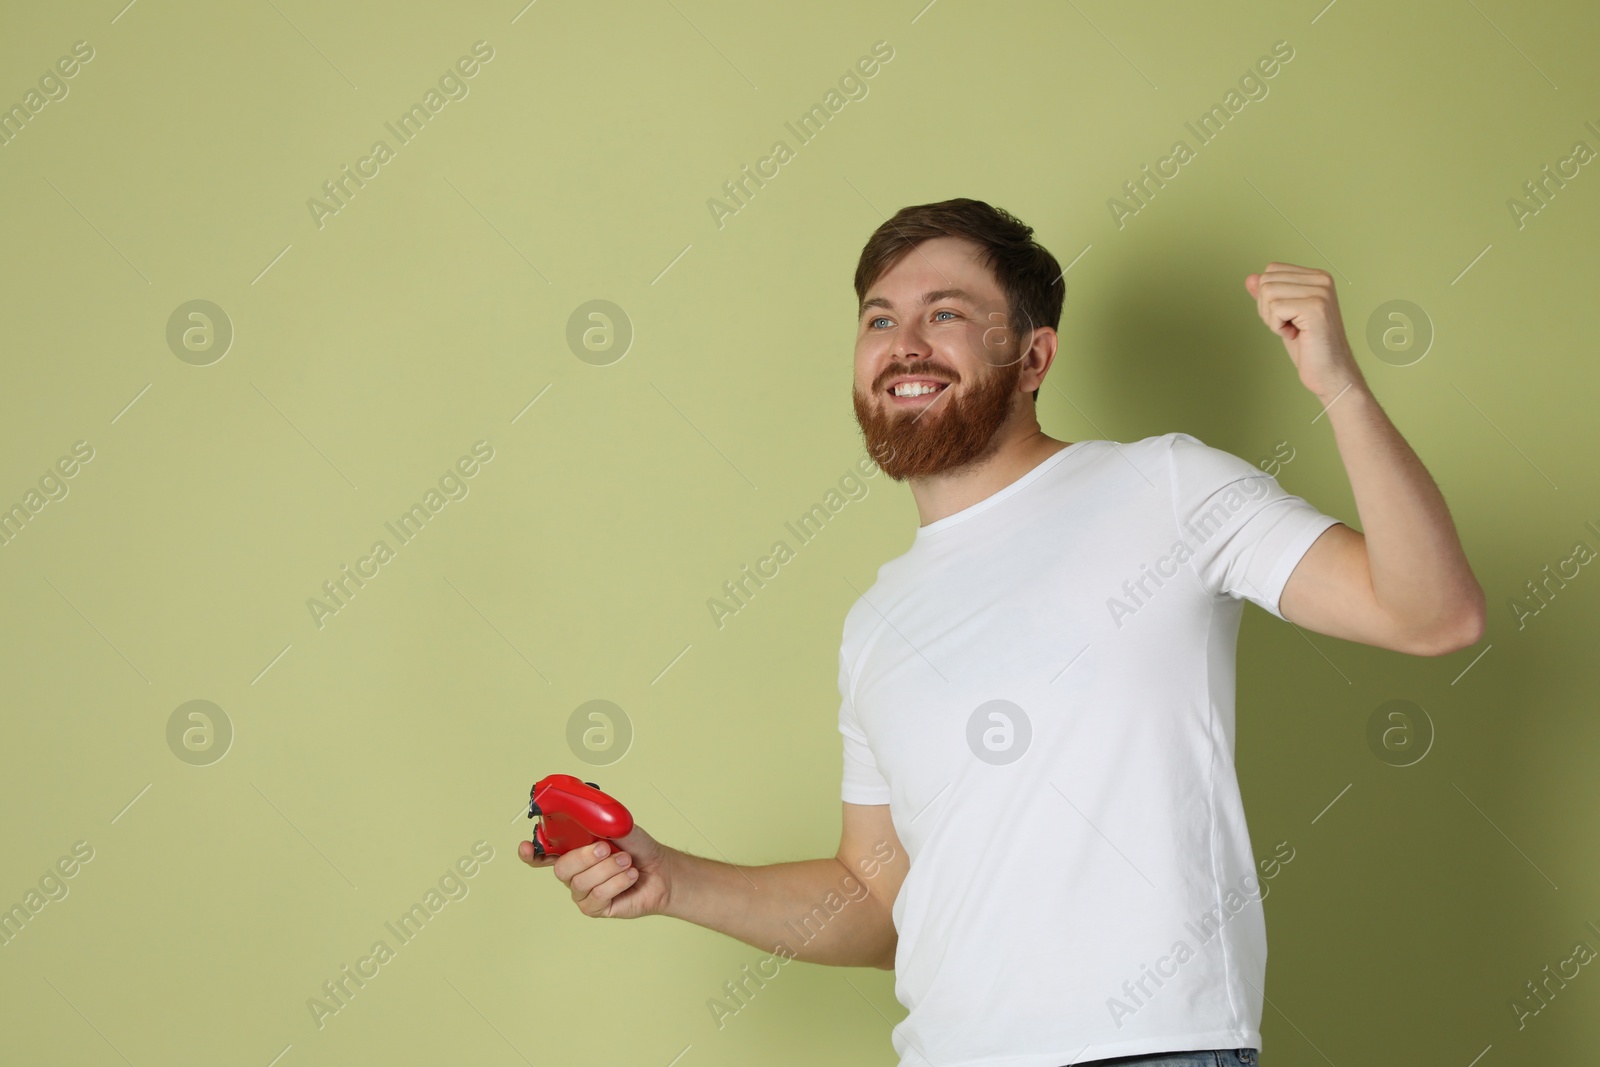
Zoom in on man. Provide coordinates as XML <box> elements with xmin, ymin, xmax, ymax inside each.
<box><xmin>520</xmin><ymin>198</ymin><xmax>1485</xmax><ymax>1067</ymax></box>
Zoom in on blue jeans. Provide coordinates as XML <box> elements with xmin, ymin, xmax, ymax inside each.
<box><xmin>1072</xmin><ymin>1049</ymin><xmax>1259</xmax><ymax>1067</ymax></box>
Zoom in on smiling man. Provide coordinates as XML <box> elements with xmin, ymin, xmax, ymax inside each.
<box><xmin>523</xmin><ymin>198</ymin><xmax>1485</xmax><ymax>1067</ymax></box>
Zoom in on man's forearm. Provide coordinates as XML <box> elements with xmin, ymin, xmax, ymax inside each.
<box><xmin>1321</xmin><ymin>383</ymin><xmax>1486</xmax><ymax>640</ymax></box>
<box><xmin>659</xmin><ymin>849</ymin><xmax>895</xmax><ymax>969</ymax></box>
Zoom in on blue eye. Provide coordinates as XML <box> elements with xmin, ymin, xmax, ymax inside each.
<box><xmin>868</xmin><ymin>310</ymin><xmax>957</xmax><ymax>328</ymax></box>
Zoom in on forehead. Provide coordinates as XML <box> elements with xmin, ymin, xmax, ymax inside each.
<box><xmin>866</xmin><ymin>236</ymin><xmax>1001</xmax><ymax>301</ymax></box>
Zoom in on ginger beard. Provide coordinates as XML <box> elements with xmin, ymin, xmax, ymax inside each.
<box><xmin>852</xmin><ymin>334</ymin><xmax>1026</xmax><ymax>482</ymax></box>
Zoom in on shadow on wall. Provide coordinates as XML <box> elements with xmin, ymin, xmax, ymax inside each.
<box><xmin>1058</xmin><ymin>228</ymin><xmax>1294</xmax><ymax>444</ymax></box>
<box><xmin>1065</xmin><ymin>222</ymin><xmax>1586</xmax><ymax>1056</ymax></box>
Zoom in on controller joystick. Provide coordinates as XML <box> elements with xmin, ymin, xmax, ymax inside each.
<box><xmin>527</xmin><ymin>773</ymin><xmax>634</xmax><ymax>858</ymax></box>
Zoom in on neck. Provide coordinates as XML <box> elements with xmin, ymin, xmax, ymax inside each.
<box><xmin>908</xmin><ymin>422</ymin><xmax>1073</xmax><ymax>528</ymax></box>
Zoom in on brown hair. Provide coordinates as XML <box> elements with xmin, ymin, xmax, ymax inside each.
<box><xmin>854</xmin><ymin>198</ymin><xmax>1064</xmax><ymax>401</ymax></box>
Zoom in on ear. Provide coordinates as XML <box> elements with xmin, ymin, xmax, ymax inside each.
<box><xmin>1020</xmin><ymin>327</ymin><xmax>1058</xmax><ymax>394</ymax></box>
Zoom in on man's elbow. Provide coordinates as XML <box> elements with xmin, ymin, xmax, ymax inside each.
<box><xmin>1410</xmin><ymin>592</ymin><xmax>1487</xmax><ymax>656</ymax></box>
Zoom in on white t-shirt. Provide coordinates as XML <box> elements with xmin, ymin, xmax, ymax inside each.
<box><xmin>837</xmin><ymin>432</ymin><xmax>1343</xmax><ymax>1067</ymax></box>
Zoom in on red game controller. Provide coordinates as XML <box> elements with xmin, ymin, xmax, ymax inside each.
<box><xmin>527</xmin><ymin>774</ymin><xmax>634</xmax><ymax>858</ymax></box>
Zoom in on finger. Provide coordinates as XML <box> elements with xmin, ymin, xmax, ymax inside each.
<box><xmin>564</xmin><ymin>841</ymin><xmax>629</xmax><ymax>895</ymax></box>
<box><xmin>571</xmin><ymin>848</ymin><xmax>633</xmax><ymax>901</ymax></box>
<box><xmin>1259</xmin><ymin>262</ymin><xmax>1325</xmax><ymax>280</ymax></box>
<box><xmin>1266</xmin><ymin>295</ymin><xmax>1325</xmax><ymax>327</ymax></box>
<box><xmin>608</xmin><ymin>827</ymin><xmax>647</xmax><ymax>851</ymax></box>
<box><xmin>547</xmin><ymin>839</ymin><xmax>616</xmax><ymax>884</ymax></box>
<box><xmin>1257</xmin><ymin>273</ymin><xmax>1333</xmax><ymax>306</ymax></box>
<box><xmin>1254</xmin><ymin>280</ymin><xmax>1331</xmax><ymax>298</ymax></box>
<box><xmin>1258</xmin><ymin>286</ymin><xmax>1332</xmax><ymax>331</ymax></box>
<box><xmin>518</xmin><ymin>840</ymin><xmax>555</xmax><ymax>867</ymax></box>
<box><xmin>584</xmin><ymin>867</ymin><xmax>642</xmax><ymax>914</ymax></box>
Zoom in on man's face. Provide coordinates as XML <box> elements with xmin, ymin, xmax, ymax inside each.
<box><xmin>852</xmin><ymin>236</ymin><xmax>1029</xmax><ymax>482</ymax></box>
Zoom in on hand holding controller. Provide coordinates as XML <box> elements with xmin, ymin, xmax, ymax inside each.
<box><xmin>527</xmin><ymin>773</ymin><xmax>634</xmax><ymax>858</ymax></box>
<box><xmin>521</xmin><ymin>774</ymin><xmax>671</xmax><ymax>920</ymax></box>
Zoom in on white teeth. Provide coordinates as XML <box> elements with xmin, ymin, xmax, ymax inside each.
<box><xmin>892</xmin><ymin>382</ymin><xmax>944</xmax><ymax>397</ymax></box>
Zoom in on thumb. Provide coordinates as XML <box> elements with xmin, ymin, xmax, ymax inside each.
<box><xmin>608</xmin><ymin>823</ymin><xmax>658</xmax><ymax>860</ymax></box>
<box><xmin>1244</xmin><ymin>273</ymin><xmax>1259</xmax><ymax>297</ymax></box>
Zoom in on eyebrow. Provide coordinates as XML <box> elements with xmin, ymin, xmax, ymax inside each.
<box><xmin>860</xmin><ymin>287</ymin><xmax>979</xmax><ymax>317</ymax></box>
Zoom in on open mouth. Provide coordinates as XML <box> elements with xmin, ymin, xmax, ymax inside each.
<box><xmin>887</xmin><ymin>380</ymin><xmax>950</xmax><ymax>405</ymax></box>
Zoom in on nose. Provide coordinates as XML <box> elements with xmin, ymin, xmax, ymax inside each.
<box><xmin>887</xmin><ymin>315</ymin><xmax>932</xmax><ymax>361</ymax></box>
<box><xmin>876</xmin><ymin>330</ymin><xmax>940</xmax><ymax>391</ymax></box>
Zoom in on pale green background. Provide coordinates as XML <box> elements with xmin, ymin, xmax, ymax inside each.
<box><xmin>2</xmin><ymin>0</ymin><xmax>1597</xmax><ymax>1064</ymax></box>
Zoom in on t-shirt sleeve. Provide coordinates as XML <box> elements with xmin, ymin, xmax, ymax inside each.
<box><xmin>1167</xmin><ymin>432</ymin><xmax>1343</xmax><ymax>622</ymax></box>
<box><xmin>837</xmin><ymin>645</ymin><xmax>892</xmax><ymax>805</ymax></box>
